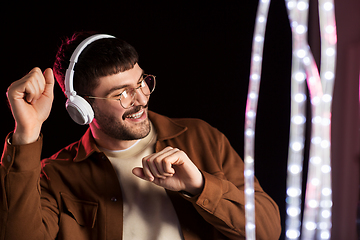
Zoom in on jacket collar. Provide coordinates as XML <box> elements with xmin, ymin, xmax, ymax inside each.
<box><xmin>73</xmin><ymin>111</ymin><xmax>187</xmax><ymax>162</ymax></box>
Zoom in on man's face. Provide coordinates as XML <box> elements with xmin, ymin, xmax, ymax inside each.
<box><xmin>90</xmin><ymin>63</ymin><xmax>151</xmax><ymax>141</ymax></box>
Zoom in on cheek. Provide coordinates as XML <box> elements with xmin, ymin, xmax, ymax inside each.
<box><xmin>93</xmin><ymin>101</ymin><xmax>125</xmax><ymax>119</ymax></box>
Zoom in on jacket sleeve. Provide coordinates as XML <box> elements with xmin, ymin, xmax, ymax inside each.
<box><xmin>184</xmin><ymin>132</ymin><xmax>281</xmax><ymax>240</ymax></box>
<box><xmin>0</xmin><ymin>133</ymin><xmax>59</xmax><ymax>240</ymax></box>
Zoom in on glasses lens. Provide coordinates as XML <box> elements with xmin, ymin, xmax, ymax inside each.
<box><xmin>120</xmin><ymin>89</ymin><xmax>136</xmax><ymax>108</ymax></box>
<box><xmin>142</xmin><ymin>75</ymin><xmax>156</xmax><ymax>95</ymax></box>
<box><xmin>119</xmin><ymin>75</ymin><xmax>155</xmax><ymax>108</ymax></box>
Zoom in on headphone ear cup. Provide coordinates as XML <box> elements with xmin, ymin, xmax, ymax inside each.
<box><xmin>66</xmin><ymin>95</ymin><xmax>94</xmax><ymax>125</ymax></box>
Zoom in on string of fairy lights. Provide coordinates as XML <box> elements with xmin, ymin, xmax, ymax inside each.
<box><xmin>244</xmin><ymin>0</ymin><xmax>271</xmax><ymax>239</ymax></box>
<box><xmin>244</xmin><ymin>0</ymin><xmax>337</xmax><ymax>239</ymax></box>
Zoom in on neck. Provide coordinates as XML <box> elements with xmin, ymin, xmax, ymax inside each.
<box><xmin>90</xmin><ymin>125</ymin><xmax>139</xmax><ymax>150</ymax></box>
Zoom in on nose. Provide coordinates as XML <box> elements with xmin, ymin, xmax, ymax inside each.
<box><xmin>134</xmin><ymin>88</ymin><xmax>149</xmax><ymax>106</ymax></box>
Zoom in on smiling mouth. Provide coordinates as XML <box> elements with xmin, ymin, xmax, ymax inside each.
<box><xmin>126</xmin><ymin>110</ymin><xmax>144</xmax><ymax>119</ymax></box>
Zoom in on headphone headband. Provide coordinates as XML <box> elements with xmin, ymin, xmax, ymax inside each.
<box><xmin>65</xmin><ymin>34</ymin><xmax>116</xmax><ymax>98</ymax></box>
<box><xmin>64</xmin><ymin>34</ymin><xmax>116</xmax><ymax>125</ymax></box>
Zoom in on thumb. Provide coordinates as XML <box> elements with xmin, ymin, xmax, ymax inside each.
<box><xmin>43</xmin><ymin>68</ymin><xmax>55</xmax><ymax>97</ymax></box>
<box><xmin>132</xmin><ymin>167</ymin><xmax>146</xmax><ymax>180</ymax></box>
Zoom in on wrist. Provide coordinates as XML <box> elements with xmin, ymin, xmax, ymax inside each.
<box><xmin>13</xmin><ymin>125</ymin><xmax>41</xmax><ymax>145</ymax></box>
<box><xmin>185</xmin><ymin>172</ymin><xmax>204</xmax><ymax>196</ymax></box>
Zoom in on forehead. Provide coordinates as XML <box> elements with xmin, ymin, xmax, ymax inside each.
<box><xmin>93</xmin><ymin>63</ymin><xmax>143</xmax><ymax>96</ymax></box>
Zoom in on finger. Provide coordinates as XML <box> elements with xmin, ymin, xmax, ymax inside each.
<box><xmin>28</xmin><ymin>75</ymin><xmax>44</xmax><ymax>104</ymax></box>
<box><xmin>132</xmin><ymin>167</ymin><xmax>146</xmax><ymax>180</ymax></box>
<box><xmin>141</xmin><ymin>158</ymin><xmax>155</xmax><ymax>181</ymax></box>
<box><xmin>24</xmin><ymin>80</ymin><xmax>37</xmax><ymax>103</ymax></box>
<box><xmin>146</xmin><ymin>158</ymin><xmax>166</xmax><ymax>180</ymax></box>
<box><xmin>162</xmin><ymin>157</ymin><xmax>175</xmax><ymax>175</ymax></box>
<box><xmin>157</xmin><ymin>150</ymin><xmax>179</xmax><ymax>176</ymax></box>
<box><xmin>25</xmin><ymin>68</ymin><xmax>45</xmax><ymax>103</ymax></box>
<box><xmin>149</xmin><ymin>148</ymin><xmax>179</xmax><ymax>177</ymax></box>
<box><xmin>155</xmin><ymin>148</ymin><xmax>180</xmax><ymax>174</ymax></box>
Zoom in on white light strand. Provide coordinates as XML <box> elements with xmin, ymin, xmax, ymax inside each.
<box><xmin>284</xmin><ymin>0</ymin><xmax>309</xmax><ymax>239</ymax></box>
<box><xmin>315</xmin><ymin>1</ymin><xmax>336</xmax><ymax>239</ymax></box>
<box><xmin>301</xmin><ymin>0</ymin><xmax>336</xmax><ymax>239</ymax></box>
<box><xmin>301</xmin><ymin>48</ymin><xmax>324</xmax><ymax>240</ymax></box>
<box><xmin>283</xmin><ymin>0</ymin><xmax>337</xmax><ymax>239</ymax></box>
<box><xmin>244</xmin><ymin>0</ymin><xmax>271</xmax><ymax>239</ymax></box>
<box><xmin>246</xmin><ymin>1</ymin><xmax>336</xmax><ymax>239</ymax></box>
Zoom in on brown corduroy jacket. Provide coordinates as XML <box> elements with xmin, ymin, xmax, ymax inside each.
<box><xmin>0</xmin><ymin>111</ymin><xmax>281</xmax><ymax>240</ymax></box>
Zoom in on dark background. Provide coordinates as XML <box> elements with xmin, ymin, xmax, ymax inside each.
<box><xmin>4</xmin><ymin>1</ymin><xmax>356</xmax><ymax>239</ymax></box>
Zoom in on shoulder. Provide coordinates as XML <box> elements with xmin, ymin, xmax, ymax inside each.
<box><xmin>172</xmin><ymin>117</ymin><xmax>217</xmax><ymax>133</ymax></box>
<box><xmin>42</xmin><ymin>128</ymin><xmax>97</xmax><ymax>166</ymax></box>
<box><xmin>149</xmin><ymin>111</ymin><xmax>224</xmax><ymax>140</ymax></box>
<box><xmin>41</xmin><ymin>141</ymin><xmax>80</xmax><ymax>167</ymax></box>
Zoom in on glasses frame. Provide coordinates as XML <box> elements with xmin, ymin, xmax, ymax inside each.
<box><xmin>84</xmin><ymin>74</ymin><xmax>156</xmax><ymax>109</ymax></box>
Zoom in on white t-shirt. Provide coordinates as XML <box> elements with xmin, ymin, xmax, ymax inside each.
<box><xmin>100</xmin><ymin>123</ymin><xmax>184</xmax><ymax>240</ymax></box>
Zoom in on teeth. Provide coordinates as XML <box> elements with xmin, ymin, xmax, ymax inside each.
<box><xmin>127</xmin><ymin>110</ymin><xmax>144</xmax><ymax>119</ymax></box>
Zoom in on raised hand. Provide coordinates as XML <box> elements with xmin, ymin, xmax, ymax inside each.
<box><xmin>132</xmin><ymin>146</ymin><xmax>204</xmax><ymax>195</ymax></box>
<box><xmin>6</xmin><ymin>67</ymin><xmax>54</xmax><ymax>145</ymax></box>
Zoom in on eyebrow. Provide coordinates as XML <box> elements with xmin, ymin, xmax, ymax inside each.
<box><xmin>104</xmin><ymin>70</ymin><xmax>145</xmax><ymax>97</ymax></box>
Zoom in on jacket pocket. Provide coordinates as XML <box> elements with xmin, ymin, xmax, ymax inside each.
<box><xmin>60</xmin><ymin>192</ymin><xmax>98</xmax><ymax>228</ymax></box>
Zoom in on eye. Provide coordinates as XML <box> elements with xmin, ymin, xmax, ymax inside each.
<box><xmin>111</xmin><ymin>90</ymin><xmax>126</xmax><ymax>99</ymax></box>
<box><xmin>121</xmin><ymin>90</ymin><xmax>129</xmax><ymax>99</ymax></box>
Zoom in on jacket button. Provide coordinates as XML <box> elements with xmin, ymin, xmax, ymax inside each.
<box><xmin>111</xmin><ymin>197</ymin><xmax>117</xmax><ymax>202</ymax></box>
<box><xmin>203</xmin><ymin>199</ymin><xmax>209</xmax><ymax>205</ymax></box>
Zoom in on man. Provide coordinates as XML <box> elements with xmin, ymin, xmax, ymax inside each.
<box><xmin>1</xmin><ymin>32</ymin><xmax>281</xmax><ymax>239</ymax></box>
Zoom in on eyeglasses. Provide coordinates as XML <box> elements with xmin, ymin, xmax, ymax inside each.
<box><xmin>85</xmin><ymin>74</ymin><xmax>156</xmax><ymax>109</ymax></box>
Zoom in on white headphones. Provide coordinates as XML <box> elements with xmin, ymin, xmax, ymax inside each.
<box><xmin>64</xmin><ymin>34</ymin><xmax>116</xmax><ymax>125</ymax></box>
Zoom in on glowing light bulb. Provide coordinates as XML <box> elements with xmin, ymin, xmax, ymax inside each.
<box><xmin>322</xmin><ymin>210</ymin><xmax>331</xmax><ymax>218</ymax></box>
<box><xmin>245</xmin><ymin>156</ymin><xmax>254</xmax><ymax>164</ymax></box>
<box><xmin>251</xmin><ymin>73</ymin><xmax>260</xmax><ymax>80</ymax></box>
<box><xmin>294</xmin><ymin>72</ymin><xmax>306</xmax><ymax>81</ymax></box>
<box><xmin>297</xmin><ymin>1</ymin><xmax>308</xmax><ymax>10</ymax></box>
<box><xmin>289</xmin><ymin>164</ymin><xmax>302</xmax><ymax>174</ymax></box>
<box><xmin>320</xmin><ymin>140</ymin><xmax>330</xmax><ymax>148</ymax></box>
<box><xmin>322</xmin><ymin>188</ymin><xmax>332</xmax><ymax>196</ymax></box>
<box><xmin>324</xmin><ymin>71</ymin><xmax>334</xmax><ymax>80</ymax></box>
<box><xmin>322</xmin><ymin>94</ymin><xmax>332</xmax><ymax>102</ymax></box>
<box><xmin>325</xmin><ymin>25</ymin><xmax>334</xmax><ymax>33</ymax></box>
<box><xmin>287</xmin><ymin>207</ymin><xmax>301</xmax><ymax>217</ymax></box>
<box><xmin>296</xmin><ymin>25</ymin><xmax>307</xmax><ymax>34</ymax></box>
<box><xmin>253</xmin><ymin>55</ymin><xmax>262</xmax><ymax>62</ymax></box>
<box><xmin>245</xmin><ymin>188</ymin><xmax>254</xmax><ymax>195</ymax></box>
<box><xmin>308</xmin><ymin>199</ymin><xmax>319</xmax><ymax>208</ymax></box>
<box><xmin>311</xmin><ymin>178</ymin><xmax>320</xmax><ymax>186</ymax></box>
<box><xmin>296</xmin><ymin>49</ymin><xmax>307</xmax><ymax>58</ymax></box>
<box><xmin>325</xmin><ymin>47</ymin><xmax>335</xmax><ymax>56</ymax></box>
<box><xmin>323</xmin><ymin>2</ymin><xmax>333</xmax><ymax>11</ymax></box>
<box><xmin>244</xmin><ymin>169</ymin><xmax>253</xmax><ymax>177</ymax></box>
<box><xmin>245</xmin><ymin>129</ymin><xmax>255</xmax><ymax>137</ymax></box>
<box><xmin>286</xmin><ymin>229</ymin><xmax>300</xmax><ymax>239</ymax></box>
<box><xmin>305</xmin><ymin>221</ymin><xmax>317</xmax><ymax>230</ymax></box>
<box><xmin>312</xmin><ymin>116</ymin><xmax>322</xmax><ymax>124</ymax></box>
<box><xmin>291</xmin><ymin>115</ymin><xmax>306</xmax><ymax>124</ymax></box>
<box><xmin>287</xmin><ymin>187</ymin><xmax>301</xmax><ymax>197</ymax></box>
<box><xmin>247</xmin><ymin>110</ymin><xmax>256</xmax><ymax>118</ymax></box>
<box><xmin>246</xmin><ymin>222</ymin><xmax>256</xmax><ymax>230</ymax></box>
<box><xmin>321</xmin><ymin>231</ymin><xmax>330</xmax><ymax>239</ymax></box>
<box><xmin>245</xmin><ymin>203</ymin><xmax>254</xmax><ymax>210</ymax></box>
<box><xmin>310</xmin><ymin>156</ymin><xmax>321</xmax><ymax>164</ymax></box>
<box><xmin>294</xmin><ymin>93</ymin><xmax>306</xmax><ymax>102</ymax></box>
<box><xmin>321</xmin><ymin>165</ymin><xmax>331</xmax><ymax>173</ymax></box>
<box><xmin>254</xmin><ymin>35</ymin><xmax>264</xmax><ymax>42</ymax></box>
<box><xmin>258</xmin><ymin>16</ymin><xmax>265</xmax><ymax>23</ymax></box>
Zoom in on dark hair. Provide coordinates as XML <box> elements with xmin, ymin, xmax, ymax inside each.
<box><xmin>53</xmin><ymin>31</ymin><xmax>139</xmax><ymax>96</ymax></box>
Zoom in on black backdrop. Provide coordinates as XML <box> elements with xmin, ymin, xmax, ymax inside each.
<box><xmin>2</xmin><ymin>1</ymin><xmax>293</xmax><ymax>238</ymax></box>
